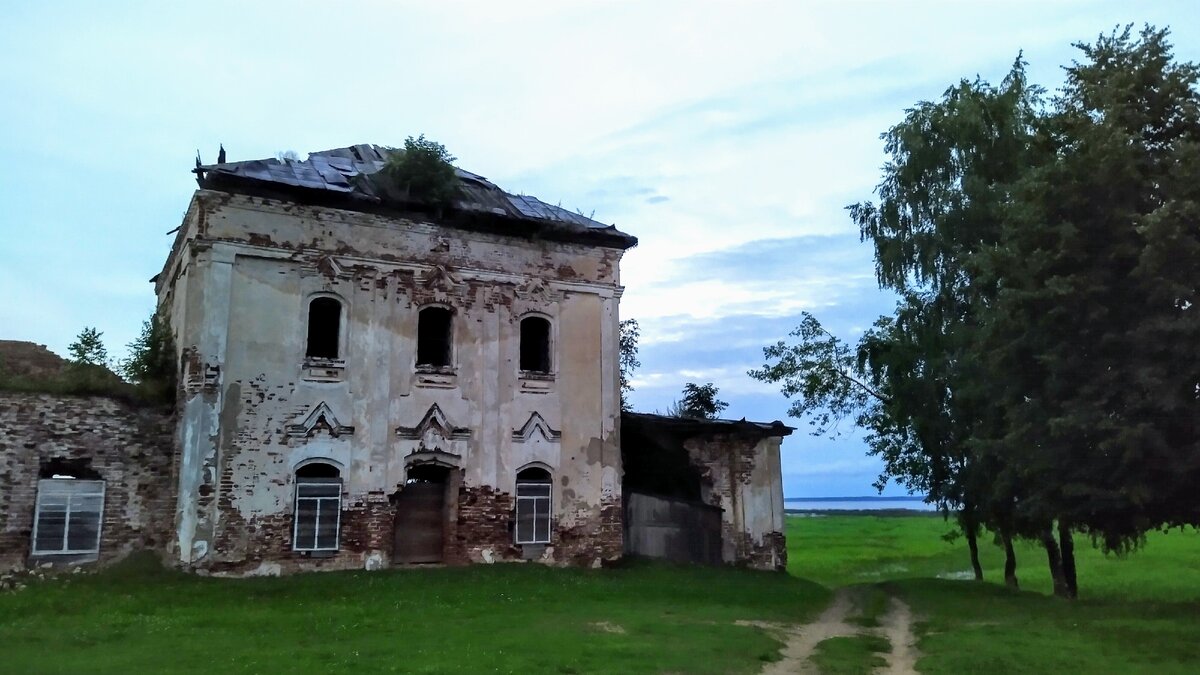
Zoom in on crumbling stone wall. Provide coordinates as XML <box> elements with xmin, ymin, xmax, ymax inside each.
<box><xmin>0</xmin><ymin>393</ymin><xmax>176</xmax><ymax>571</ymax></box>
<box><xmin>683</xmin><ymin>433</ymin><xmax>787</xmax><ymax>571</ymax></box>
<box><xmin>157</xmin><ymin>190</ymin><xmax>626</xmax><ymax>574</ymax></box>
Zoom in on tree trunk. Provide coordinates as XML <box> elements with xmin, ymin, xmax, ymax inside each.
<box><xmin>966</xmin><ymin>526</ymin><xmax>984</xmax><ymax>581</ymax></box>
<box><xmin>1002</xmin><ymin>531</ymin><xmax>1019</xmax><ymax>590</ymax></box>
<box><xmin>1058</xmin><ymin>522</ymin><xmax>1078</xmax><ymax>599</ymax></box>
<box><xmin>1041</xmin><ymin>528</ymin><xmax>1070</xmax><ymax>598</ymax></box>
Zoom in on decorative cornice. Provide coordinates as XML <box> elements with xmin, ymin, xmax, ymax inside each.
<box><xmin>516</xmin><ymin>277</ymin><xmax>563</xmax><ymax>303</ymax></box>
<box><xmin>404</xmin><ymin>448</ymin><xmax>463</xmax><ymax>469</ymax></box>
<box><xmin>287</xmin><ymin>401</ymin><xmax>354</xmax><ymax>438</ymax></box>
<box><xmin>420</xmin><ymin>264</ymin><xmax>463</xmax><ymax>292</ymax></box>
<box><xmin>396</xmin><ymin>403</ymin><xmax>471</xmax><ymax>441</ymax></box>
<box><xmin>512</xmin><ymin>411</ymin><xmax>561</xmax><ymax>443</ymax></box>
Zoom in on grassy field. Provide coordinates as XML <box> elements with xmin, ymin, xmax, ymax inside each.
<box><xmin>786</xmin><ymin>513</ymin><xmax>1200</xmax><ymax>674</ymax></box>
<box><xmin>3</xmin><ymin>515</ymin><xmax>1198</xmax><ymax>673</ymax></box>
<box><xmin>0</xmin><ymin>556</ymin><xmax>827</xmax><ymax>674</ymax></box>
<box><xmin>810</xmin><ymin>635</ymin><xmax>889</xmax><ymax>675</ymax></box>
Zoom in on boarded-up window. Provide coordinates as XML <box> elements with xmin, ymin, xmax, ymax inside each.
<box><xmin>293</xmin><ymin>463</ymin><xmax>341</xmax><ymax>551</ymax></box>
<box><xmin>32</xmin><ymin>479</ymin><xmax>105</xmax><ymax>556</ymax></box>
<box><xmin>417</xmin><ymin>307</ymin><xmax>452</xmax><ymax>367</ymax></box>
<box><xmin>306</xmin><ymin>297</ymin><xmax>342</xmax><ymax>359</ymax></box>
<box><xmin>515</xmin><ymin>467</ymin><xmax>552</xmax><ymax>544</ymax></box>
<box><xmin>520</xmin><ymin>316</ymin><xmax>552</xmax><ymax>373</ymax></box>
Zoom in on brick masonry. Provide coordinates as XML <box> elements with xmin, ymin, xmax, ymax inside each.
<box><xmin>0</xmin><ymin>392</ymin><xmax>177</xmax><ymax>571</ymax></box>
<box><xmin>683</xmin><ymin>433</ymin><xmax>788</xmax><ymax>572</ymax></box>
<box><xmin>0</xmin><ymin>390</ymin><xmax>766</xmax><ymax>574</ymax></box>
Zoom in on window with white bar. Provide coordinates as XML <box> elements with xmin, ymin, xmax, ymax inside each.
<box><xmin>32</xmin><ymin>479</ymin><xmax>105</xmax><ymax>556</ymax></box>
<box><xmin>515</xmin><ymin>467</ymin><xmax>552</xmax><ymax>545</ymax></box>
<box><xmin>293</xmin><ymin>463</ymin><xmax>342</xmax><ymax>552</ymax></box>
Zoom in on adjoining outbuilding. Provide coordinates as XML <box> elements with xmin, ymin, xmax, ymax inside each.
<box><xmin>622</xmin><ymin>412</ymin><xmax>791</xmax><ymax>570</ymax></box>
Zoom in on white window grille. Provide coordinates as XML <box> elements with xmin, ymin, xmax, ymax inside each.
<box><xmin>515</xmin><ymin>472</ymin><xmax>552</xmax><ymax>545</ymax></box>
<box><xmin>293</xmin><ymin>478</ymin><xmax>342</xmax><ymax>551</ymax></box>
<box><xmin>32</xmin><ymin>479</ymin><xmax>105</xmax><ymax>556</ymax></box>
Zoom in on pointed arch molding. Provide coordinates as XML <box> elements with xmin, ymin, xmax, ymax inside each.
<box><xmin>420</xmin><ymin>264</ymin><xmax>464</xmax><ymax>292</ymax></box>
<box><xmin>287</xmin><ymin>401</ymin><xmax>354</xmax><ymax>438</ymax></box>
<box><xmin>516</xmin><ymin>278</ymin><xmax>563</xmax><ymax>303</ymax></box>
<box><xmin>396</xmin><ymin>403</ymin><xmax>471</xmax><ymax>441</ymax></box>
<box><xmin>512</xmin><ymin>412</ymin><xmax>561</xmax><ymax>443</ymax></box>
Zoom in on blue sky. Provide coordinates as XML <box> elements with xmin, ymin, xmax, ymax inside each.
<box><xmin>2</xmin><ymin>1</ymin><xmax>1197</xmax><ymax>497</ymax></box>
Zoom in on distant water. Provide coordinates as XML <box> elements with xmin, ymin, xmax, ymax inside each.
<box><xmin>785</xmin><ymin>496</ymin><xmax>935</xmax><ymax>512</ymax></box>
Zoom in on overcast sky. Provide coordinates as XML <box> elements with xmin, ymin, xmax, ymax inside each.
<box><xmin>2</xmin><ymin>1</ymin><xmax>1197</xmax><ymax>498</ymax></box>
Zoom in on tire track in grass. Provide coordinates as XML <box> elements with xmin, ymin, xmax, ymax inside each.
<box><xmin>750</xmin><ymin>587</ymin><xmax>921</xmax><ymax>674</ymax></box>
<box><xmin>878</xmin><ymin>596</ymin><xmax>918</xmax><ymax>674</ymax></box>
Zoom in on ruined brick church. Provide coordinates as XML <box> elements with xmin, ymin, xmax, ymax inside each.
<box><xmin>0</xmin><ymin>145</ymin><xmax>790</xmax><ymax>575</ymax></box>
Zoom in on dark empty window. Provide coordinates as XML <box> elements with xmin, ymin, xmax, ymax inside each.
<box><xmin>515</xmin><ymin>467</ymin><xmax>552</xmax><ymax>545</ymax></box>
<box><xmin>417</xmin><ymin>307</ymin><xmax>452</xmax><ymax>367</ymax></box>
<box><xmin>520</xmin><ymin>317</ymin><xmax>552</xmax><ymax>373</ymax></box>
<box><xmin>33</xmin><ymin>479</ymin><xmax>105</xmax><ymax>556</ymax></box>
<box><xmin>306</xmin><ymin>297</ymin><xmax>342</xmax><ymax>359</ymax></box>
<box><xmin>294</xmin><ymin>462</ymin><xmax>341</xmax><ymax>552</ymax></box>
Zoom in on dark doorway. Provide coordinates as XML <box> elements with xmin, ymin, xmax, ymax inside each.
<box><xmin>393</xmin><ymin>465</ymin><xmax>449</xmax><ymax>563</ymax></box>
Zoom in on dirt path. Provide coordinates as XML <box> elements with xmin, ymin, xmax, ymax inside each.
<box><xmin>757</xmin><ymin>588</ymin><xmax>856</xmax><ymax>675</ymax></box>
<box><xmin>877</xmin><ymin>596</ymin><xmax>918</xmax><ymax>674</ymax></box>
<box><xmin>752</xmin><ymin>588</ymin><xmax>921</xmax><ymax>674</ymax></box>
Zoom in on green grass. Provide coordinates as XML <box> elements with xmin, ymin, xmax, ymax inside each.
<box><xmin>809</xmin><ymin>635</ymin><xmax>889</xmax><ymax>675</ymax></box>
<box><xmin>5</xmin><ymin>516</ymin><xmax>1198</xmax><ymax>673</ymax></box>
<box><xmin>0</xmin><ymin>556</ymin><xmax>827</xmax><ymax>674</ymax></box>
<box><xmin>846</xmin><ymin>585</ymin><xmax>890</xmax><ymax>628</ymax></box>
<box><xmin>787</xmin><ymin>514</ymin><xmax>1200</xmax><ymax>674</ymax></box>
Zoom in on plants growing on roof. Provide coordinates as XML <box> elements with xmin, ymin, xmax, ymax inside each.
<box><xmin>383</xmin><ymin>135</ymin><xmax>460</xmax><ymax>208</ymax></box>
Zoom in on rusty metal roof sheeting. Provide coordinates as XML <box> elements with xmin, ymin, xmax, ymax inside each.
<box><xmin>194</xmin><ymin>144</ymin><xmax>635</xmax><ymax>247</ymax></box>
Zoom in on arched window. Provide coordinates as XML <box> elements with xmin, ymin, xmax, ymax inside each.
<box><xmin>306</xmin><ymin>297</ymin><xmax>342</xmax><ymax>360</ymax></box>
<box><xmin>294</xmin><ymin>462</ymin><xmax>342</xmax><ymax>552</ymax></box>
<box><xmin>520</xmin><ymin>316</ymin><xmax>552</xmax><ymax>373</ymax></box>
<box><xmin>417</xmin><ymin>306</ymin><xmax>453</xmax><ymax>368</ymax></box>
<box><xmin>515</xmin><ymin>467</ymin><xmax>552</xmax><ymax>545</ymax></box>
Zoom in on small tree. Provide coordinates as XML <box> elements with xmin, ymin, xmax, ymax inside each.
<box><xmin>68</xmin><ymin>327</ymin><xmax>108</xmax><ymax>367</ymax></box>
<box><xmin>64</xmin><ymin>326</ymin><xmax>120</xmax><ymax>393</ymax></box>
<box><xmin>678</xmin><ymin>382</ymin><xmax>728</xmax><ymax>420</ymax></box>
<box><xmin>384</xmin><ymin>135</ymin><xmax>460</xmax><ymax>208</ymax></box>
<box><xmin>120</xmin><ymin>311</ymin><xmax>177</xmax><ymax>404</ymax></box>
<box><xmin>619</xmin><ymin>319</ymin><xmax>641</xmax><ymax>411</ymax></box>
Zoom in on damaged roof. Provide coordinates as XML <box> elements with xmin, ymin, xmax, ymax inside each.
<box><xmin>193</xmin><ymin>144</ymin><xmax>637</xmax><ymax>249</ymax></box>
<box><xmin>623</xmin><ymin>411</ymin><xmax>795</xmax><ymax>439</ymax></box>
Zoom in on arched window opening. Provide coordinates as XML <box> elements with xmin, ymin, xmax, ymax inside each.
<box><xmin>417</xmin><ymin>306</ymin><xmax>453</xmax><ymax>368</ymax></box>
<box><xmin>32</xmin><ymin>478</ymin><xmax>105</xmax><ymax>556</ymax></box>
<box><xmin>294</xmin><ymin>461</ymin><xmax>342</xmax><ymax>552</ymax></box>
<box><xmin>520</xmin><ymin>316</ymin><xmax>552</xmax><ymax>373</ymax></box>
<box><xmin>306</xmin><ymin>297</ymin><xmax>342</xmax><ymax>359</ymax></box>
<box><xmin>515</xmin><ymin>467</ymin><xmax>552</xmax><ymax>545</ymax></box>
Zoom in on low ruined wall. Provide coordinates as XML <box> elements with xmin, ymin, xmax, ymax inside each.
<box><xmin>196</xmin><ymin>479</ymin><xmax>623</xmax><ymax>576</ymax></box>
<box><xmin>0</xmin><ymin>393</ymin><xmax>176</xmax><ymax>571</ymax></box>
<box><xmin>683</xmin><ymin>434</ymin><xmax>787</xmax><ymax>572</ymax></box>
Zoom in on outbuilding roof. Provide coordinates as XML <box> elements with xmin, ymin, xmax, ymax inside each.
<box><xmin>193</xmin><ymin>144</ymin><xmax>637</xmax><ymax>250</ymax></box>
<box><xmin>622</xmin><ymin>411</ymin><xmax>795</xmax><ymax>439</ymax></box>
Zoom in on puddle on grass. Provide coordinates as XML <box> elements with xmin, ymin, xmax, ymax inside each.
<box><xmin>858</xmin><ymin>564</ymin><xmax>909</xmax><ymax>578</ymax></box>
<box><xmin>936</xmin><ymin>570</ymin><xmax>975</xmax><ymax>580</ymax></box>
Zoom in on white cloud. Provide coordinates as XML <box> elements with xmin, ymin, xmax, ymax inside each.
<box><xmin>2</xmin><ymin>0</ymin><xmax>1197</xmax><ymax>497</ymax></box>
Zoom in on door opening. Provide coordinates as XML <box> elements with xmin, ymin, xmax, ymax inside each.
<box><xmin>393</xmin><ymin>465</ymin><xmax>450</xmax><ymax>563</ymax></box>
